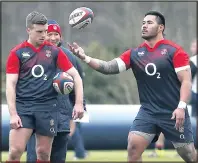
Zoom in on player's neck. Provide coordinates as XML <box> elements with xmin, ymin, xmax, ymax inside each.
<box><xmin>27</xmin><ymin>39</ymin><xmax>41</xmax><ymax>49</ymax></box>
<box><xmin>145</xmin><ymin>35</ymin><xmax>164</xmax><ymax>48</ymax></box>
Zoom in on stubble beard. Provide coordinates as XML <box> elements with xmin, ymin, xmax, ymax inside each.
<box><xmin>142</xmin><ymin>33</ymin><xmax>157</xmax><ymax>41</ymax></box>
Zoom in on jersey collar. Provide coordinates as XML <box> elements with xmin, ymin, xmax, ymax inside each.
<box><xmin>142</xmin><ymin>39</ymin><xmax>166</xmax><ymax>52</ymax></box>
<box><xmin>24</xmin><ymin>40</ymin><xmax>46</xmax><ymax>52</ymax></box>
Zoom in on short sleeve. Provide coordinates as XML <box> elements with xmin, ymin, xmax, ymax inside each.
<box><xmin>57</xmin><ymin>49</ymin><xmax>73</xmax><ymax>71</ymax></box>
<box><xmin>173</xmin><ymin>49</ymin><xmax>190</xmax><ymax>73</ymax></box>
<box><xmin>115</xmin><ymin>49</ymin><xmax>132</xmax><ymax>72</ymax></box>
<box><xmin>6</xmin><ymin>51</ymin><xmax>20</xmax><ymax>74</ymax></box>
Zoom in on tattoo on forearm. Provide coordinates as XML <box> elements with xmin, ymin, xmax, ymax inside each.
<box><xmin>96</xmin><ymin>59</ymin><xmax>119</xmax><ymax>74</ymax></box>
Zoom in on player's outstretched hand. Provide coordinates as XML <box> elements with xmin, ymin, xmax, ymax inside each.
<box><xmin>67</xmin><ymin>42</ymin><xmax>86</xmax><ymax>60</ymax></box>
<box><xmin>171</xmin><ymin>108</ymin><xmax>185</xmax><ymax>130</ymax></box>
<box><xmin>72</xmin><ymin>103</ymin><xmax>84</xmax><ymax>120</ymax></box>
<box><xmin>10</xmin><ymin>114</ymin><xmax>23</xmax><ymax>129</ymax></box>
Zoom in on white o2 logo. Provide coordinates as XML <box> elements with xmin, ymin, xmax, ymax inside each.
<box><xmin>31</xmin><ymin>64</ymin><xmax>47</xmax><ymax>80</ymax></box>
<box><xmin>145</xmin><ymin>63</ymin><xmax>161</xmax><ymax>79</ymax></box>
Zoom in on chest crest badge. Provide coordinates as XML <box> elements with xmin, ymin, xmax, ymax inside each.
<box><xmin>46</xmin><ymin>50</ymin><xmax>52</xmax><ymax>58</ymax></box>
<box><xmin>161</xmin><ymin>48</ymin><xmax>168</xmax><ymax>55</ymax></box>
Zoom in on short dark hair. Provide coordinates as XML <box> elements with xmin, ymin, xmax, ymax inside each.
<box><xmin>26</xmin><ymin>11</ymin><xmax>48</xmax><ymax>28</ymax></box>
<box><xmin>145</xmin><ymin>11</ymin><xmax>165</xmax><ymax>27</ymax></box>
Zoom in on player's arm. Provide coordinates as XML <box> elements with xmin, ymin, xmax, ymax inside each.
<box><xmin>63</xmin><ymin>47</ymin><xmax>85</xmax><ymax>79</ymax></box>
<box><xmin>67</xmin><ymin>67</ymin><xmax>84</xmax><ymax>105</ymax></box>
<box><xmin>6</xmin><ymin>51</ymin><xmax>20</xmax><ymax>117</ymax></box>
<box><xmin>72</xmin><ymin>57</ymin><xmax>88</xmax><ymax>111</ymax></box>
<box><xmin>177</xmin><ymin>69</ymin><xmax>192</xmax><ymax>104</ymax></box>
<box><xmin>6</xmin><ymin>74</ymin><xmax>18</xmax><ymax>116</ymax></box>
<box><xmin>171</xmin><ymin>49</ymin><xmax>192</xmax><ymax>130</ymax></box>
<box><xmin>68</xmin><ymin>42</ymin><xmax>131</xmax><ymax>74</ymax></box>
<box><xmin>62</xmin><ymin>48</ymin><xmax>85</xmax><ymax>107</ymax></box>
<box><xmin>57</xmin><ymin>49</ymin><xmax>84</xmax><ymax>107</ymax></box>
<box><xmin>84</xmin><ymin>58</ymin><xmax>120</xmax><ymax>75</ymax></box>
<box><xmin>174</xmin><ymin>49</ymin><xmax>192</xmax><ymax>106</ymax></box>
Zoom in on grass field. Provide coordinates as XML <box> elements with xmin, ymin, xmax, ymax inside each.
<box><xmin>1</xmin><ymin>150</ymin><xmax>184</xmax><ymax>162</ymax></box>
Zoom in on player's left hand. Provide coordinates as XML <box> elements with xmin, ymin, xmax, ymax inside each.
<box><xmin>171</xmin><ymin>108</ymin><xmax>185</xmax><ymax>130</ymax></box>
<box><xmin>72</xmin><ymin>103</ymin><xmax>84</xmax><ymax>120</ymax></box>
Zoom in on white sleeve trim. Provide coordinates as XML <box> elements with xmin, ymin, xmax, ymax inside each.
<box><xmin>190</xmin><ymin>55</ymin><xmax>197</xmax><ymax>66</ymax></box>
<box><xmin>115</xmin><ymin>58</ymin><xmax>127</xmax><ymax>72</ymax></box>
<box><xmin>175</xmin><ymin>65</ymin><xmax>190</xmax><ymax>73</ymax></box>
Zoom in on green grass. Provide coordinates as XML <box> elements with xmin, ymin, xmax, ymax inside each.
<box><xmin>1</xmin><ymin>150</ymin><xmax>184</xmax><ymax>162</ymax></box>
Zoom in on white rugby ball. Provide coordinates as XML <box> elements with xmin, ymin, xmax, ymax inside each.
<box><xmin>69</xmin><ymin>7</ymin><xmax>94</xmax><ymax>29</ymax></box>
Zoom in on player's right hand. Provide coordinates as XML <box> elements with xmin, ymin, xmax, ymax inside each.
<box><xmin>10</xmin><ymin>114</ymin><xmax>23</xmax><ymax>129</ymax></box>
<box><xmin>72</xmin><ymin>103</ymin><xmax>84</xmax><ymax>120</ymax></box>
<box><xmin>67</xmin><ymin>42</ymin><xmax>86</xmax><ymax>60</ymax></box>
<box><xmin>171</xmin><ymin>108</ymin><xmax>185</xmax><ymax>130</ymax></box>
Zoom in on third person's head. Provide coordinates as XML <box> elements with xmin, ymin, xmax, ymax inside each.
<box><xmin>47</xmin><ymin>20</ymin><xmax>62</xmax><ymax>46</ymax></box>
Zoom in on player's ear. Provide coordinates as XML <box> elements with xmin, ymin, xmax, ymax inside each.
<box><xmin>26</xmin><ymin>28</ymin><xmax>31</xmax><ymax>34</ymax></box>
<box><xmin>159</xmin><ymin>24</ymin><xmax>164</xmax><ymax>32</ymax></box>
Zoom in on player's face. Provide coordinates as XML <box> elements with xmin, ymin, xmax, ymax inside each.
<box><xmin>46</xmin><ymin>32</ymin><xmax>61</xmax><ymax>46</ymax></box>
<box><xmin>190</xmin><ymin>40</ymin><xmax>197</xmax><ymax>55</ymax></box>
<box><xmin>27</xmin><ymin>24</ymin><xmax>48</xmax><ymax>46</ymax></box>
<box><xmin>141</xmin><ymin>15</ymin><xmax>163</xmax><ymax>40</ymax></box>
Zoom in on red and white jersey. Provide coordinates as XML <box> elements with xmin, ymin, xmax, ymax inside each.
<box><xmin>115</xmin><ymin>39</ymin><xmax>190</xmax><ymax>115</ymax></box>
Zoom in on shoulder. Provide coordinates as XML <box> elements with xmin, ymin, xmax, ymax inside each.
<box><xmin>44</xmin><ymin>41</ymin><xmax>62</xmax><ymax>54</ymax></box>
<box><xmin>10</xmin><ymin>41</ymin><xmax>27</xmax><ymax>53</ymax></box>
<box><xmin>60</xmin><ymin>46</ymin><xmax>78</xmax><ymax>63</ymax></box>
<box><xmin>160</xmin><ymin>40</ymin><xmax>190</xmax><ymax>63</ymax></box>
<box><xmin>162</xmin><ymin>40</ymin><xmax>184</xmax><ymax>51</ymax></box>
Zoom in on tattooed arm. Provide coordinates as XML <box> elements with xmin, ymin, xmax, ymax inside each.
<box><xmin>68</xmin><ymin>42</ymin><xmax>128</xmax><ymax>75</ymax></box>
<box><xmin>84</xmin><ymin>57</ymin><xmax>120</xmax><ymax>75</ymax></box>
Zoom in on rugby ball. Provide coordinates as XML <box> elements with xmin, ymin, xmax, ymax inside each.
<box><xmin>53</xmin><ymin>72</ymin><xmax>74</xmax><ymax>95</ymax></box>
<box><xmin>69</xmin><ymin>7</ymin><xmax>94</xmax><ymax>29</ymax></box>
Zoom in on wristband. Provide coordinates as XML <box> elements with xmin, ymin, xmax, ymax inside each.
<box><xmin>178</xmin><ymin>101</ymin><xmax>187</xmax><ymax>109</ymax></box>
<box><xmin>83</xmin><ymin>56</ymin><xmax>91</xmax><ymax>63</ymax></box>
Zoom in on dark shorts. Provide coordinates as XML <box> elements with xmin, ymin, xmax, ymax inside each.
<box><xmin>16</xmin><ymin>99</ymin><xmax>59</xmax><ymax>137</ymax></box>
<box><xmin>130</xmin><ymin>108</ymin><xmax>194</xmax><ymax>143</ymax></box>
<box><xmin>18</xmin><ymin>111</ymin><xmax>58</xmax><ymax>137</ymax></box>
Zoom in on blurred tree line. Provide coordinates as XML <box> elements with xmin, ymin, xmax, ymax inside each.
<box><xmin>1</xmin><ymin>2</ymin><xmax>196</xmax><ymax>104</ymax></box>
